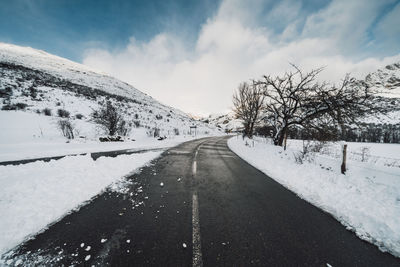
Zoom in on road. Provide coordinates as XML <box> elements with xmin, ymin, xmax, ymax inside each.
<box><xmin>3</xmin><ymin>136</ymin><xmax>399</xmax><ymax>266</ymax></box>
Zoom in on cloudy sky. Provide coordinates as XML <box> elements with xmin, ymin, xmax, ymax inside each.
<box><xmin>1</xmin><ymin>0</ymin><xmax>400</xmax><ymax>115</ymax></box>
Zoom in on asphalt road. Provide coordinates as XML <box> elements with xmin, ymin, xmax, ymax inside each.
<box><xmin>3</xmin><ymin>136</ymin><xmax>399</xmax><ymax>266</ymax></box>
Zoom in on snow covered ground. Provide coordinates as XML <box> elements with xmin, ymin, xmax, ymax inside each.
<box><xmin>0</xmin><ymin>111</ymin><xmax>217</xmax><ymax>162</ymax></box>
<box><xmin>0</xmin><ymin>151</ymin><xmax>161</xmax><ymax>257</ymax></box>
<box><xmin>228</xmin><ymin>136</ymin><xmax>400</xmax><ymax>257</ymax></box>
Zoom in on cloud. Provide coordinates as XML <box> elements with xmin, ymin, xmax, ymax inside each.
<box><xmin>83</xmin><ymin>0</ymin><xmax>400</xmax><ymax>116</ymax></box>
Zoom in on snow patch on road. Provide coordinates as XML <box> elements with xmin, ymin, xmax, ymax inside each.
<box><xmin>0</xmin><ymin>151</ymin><xmax>161</xmax><ymax>256</ymax></box>
<box><xmin>228</xmin><ymin>136</ymin><xmax>400</xmax><ymax>257</ymax></box>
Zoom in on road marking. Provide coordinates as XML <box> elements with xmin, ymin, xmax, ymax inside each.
<box><xmin>192</xmin><ymin>143</ymin><xmax>203</xmax><ymax>267</ymax></box>
<box><xmin>192</xmin><ymin>161</ymin><xmax>197</xmax><ymax>175</ymax></box>
<box><xmin>192</xmin><ymin>192</ymin><xmax>202</xmax><ymax>267</ymax></box>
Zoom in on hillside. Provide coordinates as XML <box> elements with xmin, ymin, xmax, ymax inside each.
<box><xmin>355</xmin><ymin>62</ymin><xmax>400</xmax><ymax>127</ymax></box>
<box><xmin>0</xmin><ymin>43</ymin><xmax>221</xmax><ymax>161</ymax></box>
<box><xmin>366</xmin><ymin>62</ymin><xmax>400</xmax><ymax>96</ymax></box>
<box><xmin>201</xmin><ymin>112</ymin><xmax>243</xmax><ymax>133</ymax></box>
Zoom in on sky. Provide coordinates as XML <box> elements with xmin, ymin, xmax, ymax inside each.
<box><xmin>1</xmin><ymin>0</ymin><xmax>400</xmax><ymax>116</ymax></box>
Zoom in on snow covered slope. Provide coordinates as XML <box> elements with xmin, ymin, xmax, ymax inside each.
<box><xmin>366</xmin><ymin>62</ymin><xmax>400</xmax><ymax>97</ymax></box>
<box><xmin>361</xmin><ymin>62</ymin><xmax>400</xmax><ymax>125</ymax></box>
<box><xmin>0</xmin><ymin>43</ymin><xmax>154</xmax><ymax>103</ymax></box>
<box><xmin>202</xmin><ymin>112</ymin><xmax>243</xmax><ymax>133</ymax></box>
<box><xmin>0</xmin><ymin>43</ymin><xmax>221</xmax><ymax>160</ymax></box>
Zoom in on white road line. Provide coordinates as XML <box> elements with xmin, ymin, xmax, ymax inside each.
<box><xmin>192</xmin><ymin>144</ymin><xmax>203</xmax><ymax>267</ymax></box>
<box><xmin>192</xmin><ymin>191</ymin><xmax>202</xmax><ymax>267</ymax></box>
<box><xmin>192</xmin><ymin>160</ymin><xmax>197</xmax><ymax>175</ymax></box>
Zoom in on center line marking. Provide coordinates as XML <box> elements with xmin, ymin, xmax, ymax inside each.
<box><xmin>192</xmin><ymin>144</ymin><xmax>203</xmax><ymax>267</ymax></box>
<box><xmin>192</xmin><ymin>161</ymin><xmax>197</xmax><ymax>175</ymax></box>
<box><xmin>192</xmin><ymin>192</ymin><xmax>202</xmax><ymax>267</ymax></box>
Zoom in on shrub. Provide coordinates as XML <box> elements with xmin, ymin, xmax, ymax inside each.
<box><xmin>57</xmin><ymin>119</ymin><xmax>74</xmax><ymax>139</ymax></box>
<box><xmin>293</xmin><ymin>140</ymin><xmax>316</xmax><ymax>164</ymax></box>
<box><xmin>0</xmin><ymin>87</ymin><xmax>12</xmax><ymax>98</ymax></box>
<box><xmin>1</xmin><ymin>103</ymin><xmax>27</xmax><ymax>110</ymax></box>
<box><xmin>99</xmin><ymin>136</ymin><xmax>123</xmax><ymax>142</ymax></box>
<box><xmin>360</xmin><ymin>147</ymin><xmax>370</xmax><ymax>162</ymax></box>
<box><xmin>1</xmin><ymin>104</ymin><xmax>16</xmax><ymax>110</ymax></box>
<box><xmin>57</xmin><ymin>109</ymin><xmax>70</xmax><ymax>118</ymax></box>
<box><xmin>15</xmin><ymin>103</ymin><xmax>28</xmax><ymax>109</ymax></box>
<box><xmin>133</xmin><ymin>120</ymin><xmax>140</xmax><ymax>128</ymax></box>
<box><xmin>75</xmin><ymin>113</ymin><xmax>84</xmax><ymax>120</ymax></box>
<box><xmin>91</xmin><ymin>101</ymin><xmax>128</xmax><ymax>136</ymax></box>
<box><xmin>117</xmin><ymin>120</ymin><xmax>129</xmax><ymax>136</ymax></box>
<box><xmin>153</xmin><ymin>128</ymin><xmax>160</xmax><ymax>138</ymax></box>
<box><xmin>156</xmin><ymin>114</ymin><xmax>163</xmax><ymax>120</ymax></box>
<box><xmin>173</xmin><ymin>128</ymin><xmax>180</xmax><ymax>135</ymax></box>
<box><xmin>42</xmin><ymin>108</ymin><xmax>52</xmax><ymax>116</ymax></box>
<box><xmin>29</xmin><ymin>87</ymin><xmax>37</xmax><ymax>99</ymax></box>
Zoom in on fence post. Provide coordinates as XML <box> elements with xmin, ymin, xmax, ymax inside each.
<box><xmin>341</xmin><ymin>144</ymin><xmax>347</xmax><ymax>174</ymax></box>
<box><xmin>283</xmin><ymin>132</ymin><xmax>287</xmax><ymax>151</ymax></box>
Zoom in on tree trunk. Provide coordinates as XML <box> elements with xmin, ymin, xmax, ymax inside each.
<box><xmin>248</xmin><ymin>121</ymin><xmax>255</xmax><ymax>138</ymax></box>
<box><xmin>275</xmin><ymin>127</ymin><xmax>287</xmax><ymax>146</ymax></box>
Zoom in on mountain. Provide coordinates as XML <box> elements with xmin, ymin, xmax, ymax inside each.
<box><xmin>361</xmin><ymin>62</ymin><xmax>400</xmax><ymax>125</ymax></box>
<box><xmin>201</xmin><ymin>112</ymin><xmax>243</xmax><ymax>133</ymax></box>
<box><xmin>365</xmin><ymin>62</ymin><xmax>400</xmax><ymax>96</ymax></box>
<box><xmin>0</xmin><ymin>43</ymin><xmax>221</xmax><ymax>160</ymax></box>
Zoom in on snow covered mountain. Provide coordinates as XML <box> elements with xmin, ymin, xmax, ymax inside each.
<box><xmin>366</xmin><ymin>62</ymin><xmax>400</xmax><ymax>96</ymax></box>
<box><xmin>0</xmin><ymin>43</ymin><xmax>221</xmax><ymax>160</ymax></box>
<box><xmin>201</xmin><ymin>112</ymin><xmax>243</xmax><ymax>133</ymax></box>
<box><xmin>361</xmin><ymin>62</ymin><xmax>400</xmax><ymax>125</ymax></box>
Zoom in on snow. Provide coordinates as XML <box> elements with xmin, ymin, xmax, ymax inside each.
<box><xmin>0</xmin><ymin>42</ymin><xmax>151</xmax><ymax>102</ymax></box>
<box><xmin>228</xmin><ymin>136</ymin><xmax>400</xmax><ymax>257</ymax></box>
<box><xmin>204</xmin><ymin>112</ymin><xmax>243</xmax><ymax>132</ymax></box>
<box><xmin>0</xmin><ymin>42</ymin><xmax>223</xmax><ymax>163</ymax></box>
<box><xmin>0</xmin><ymin>151</ymin><xmax>161</xmax><ymax>256</ymax></box>
<box><xmin>366</xmin><ymin>62</ymin><xmax>400</xmax><ymax>97</ymax></box>
<box><xmin>0</xmin><ymin>111</ymin><xmax>219</xmax><ymax>162</ymax></box>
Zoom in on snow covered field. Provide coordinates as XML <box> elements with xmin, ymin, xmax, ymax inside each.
<box><xmin>0</xmin><ymin>111</ymin><xmax>217</xmax><ymax>162</ymax></box>
<box><xmin>0</xmin><ymin>151</ymin><xmax>161</xmax><ymax>256</ymax></box>
<box><xmin>228</xmin><ymin>136</ymin><xmax>400</xmax><ymax>257</ymax></box>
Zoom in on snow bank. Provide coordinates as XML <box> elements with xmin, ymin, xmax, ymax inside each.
<box><xmin>228</xmin><ymin>136</ymin><xmax>400</xmax><ymax>257</ymax></box>
<box><xmin>0</xmin><ymin>151</ymin><xmax>161</xmax><ymax>256</ymax></box>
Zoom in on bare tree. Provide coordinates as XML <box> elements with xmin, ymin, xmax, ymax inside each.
<box><xmin>259</xmin><ymin>65</ymin><xmax>375</xmax><ymax>147</ymax></box>
<box><xmin>91</xmin><ymin>101</ymin><xmax>128</xmax><ymax>136</ymax></box>
<box><xmin>233</xmin><ymin>81</ymin><xmax>265</xmax><ymax>138</ymax></box>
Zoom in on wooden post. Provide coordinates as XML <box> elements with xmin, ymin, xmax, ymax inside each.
<box><xmin>341</xmin><ymin>144</ymin><xmax>347</xmax><ymax>174</ymax></box>
<box><xmin>283</xmin><ymin>132</ymin><xmax>288</xmax><ymax>151</ymax></box>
